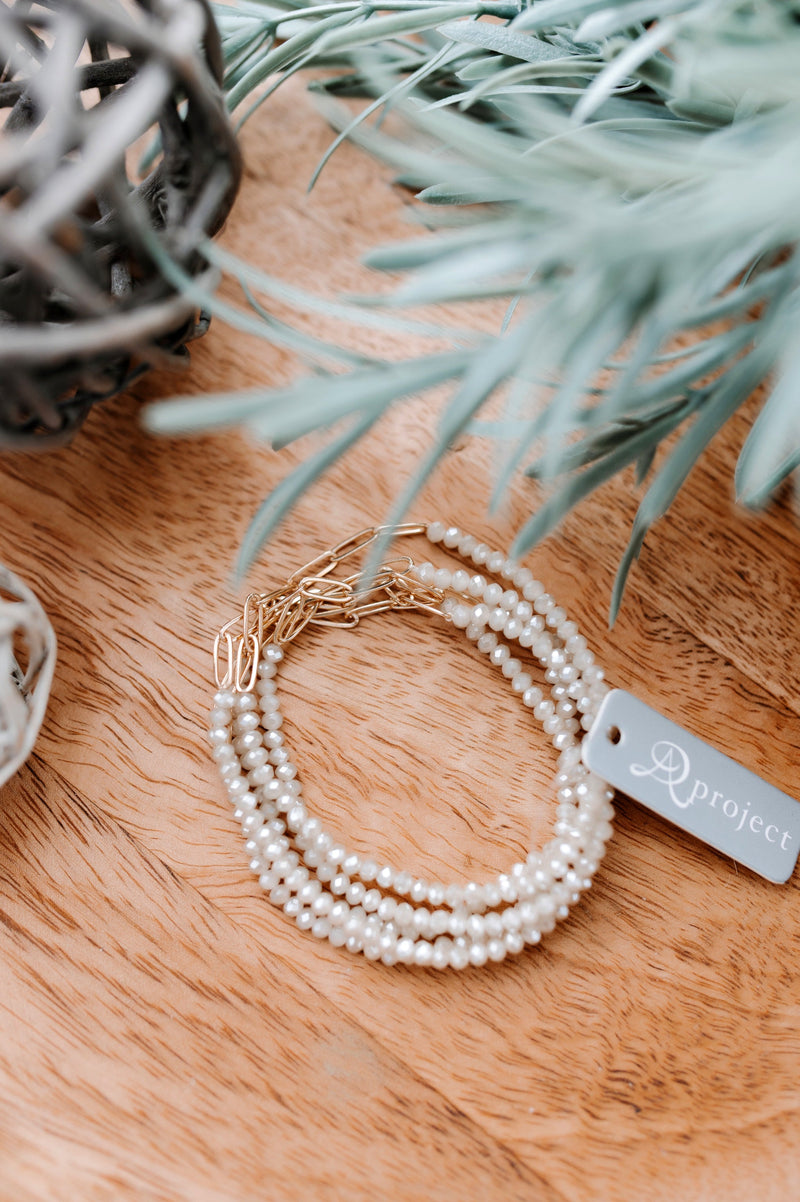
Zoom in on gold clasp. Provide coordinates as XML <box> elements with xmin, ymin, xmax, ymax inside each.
<box><xmin>214</xmin><ymin>524</ymin><xmax>444</xmax><ymax>690</ymax></box>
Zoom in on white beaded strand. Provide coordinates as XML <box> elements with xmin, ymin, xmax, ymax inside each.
<box><xmin>209</xmin><ymin>523</ymin><xmax>614</xmax><ymax>969</ymax></box>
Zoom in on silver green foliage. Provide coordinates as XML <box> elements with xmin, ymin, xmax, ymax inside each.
<box><xmin>146</xmin><ymin>0</ymin><xmax>800</xmax><ymax>617</ymax></box>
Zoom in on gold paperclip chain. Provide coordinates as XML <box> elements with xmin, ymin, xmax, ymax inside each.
<box><xmin>214</xmin><ymin>524</ymin><xmax>446</xmax><ymax>692</ymax></box>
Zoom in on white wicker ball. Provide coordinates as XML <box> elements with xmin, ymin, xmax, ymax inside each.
<box><xmin>0</xmin><ymin>567</ymin><xmax>56</xmax><ymax>788</ymax></box>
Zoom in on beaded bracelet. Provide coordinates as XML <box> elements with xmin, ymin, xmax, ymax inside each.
<box><xmin>208</xmin><ymin>522</ymin><xmax>614</xmax><ymax>969</ymax></box>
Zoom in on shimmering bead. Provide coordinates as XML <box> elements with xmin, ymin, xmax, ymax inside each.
<box><xmin>286</xmin><ymin>804</ymin><xmax>307</xmax><ymax>832</ymax></box>
<box><xmin>522</xmin><ymin>580</ymin><xmax>544</xmax><ymax>601</ymax></box>
<box><xmin>432</xmin><ymin>938</ymin><xmax>452</xmax><ymax>970</ymax></box>
<box><xmin>232</xmin><ymin>711</ymin><xmax>259</xmax><ymax>734</ymax></box>
<box><xmin>346</xmin><ymin>882</ymin><xmax>366</xmax><ymax>906</ymax></box>
<box><xmin>313</xmin><ymin>893</ymin><xmax>333</xmax><ymax>917</ymax></box>
<box><xmin>430</xmin><ymin>909</ymin><xmax>450</xmax><ymax>936</ymax></box>
<box><xmin>451</xmin><ymin>603</ymin><xmax>472</xmax><ymax>629</ymax></box>
<box><xmin>241</xmin><ymin>747</ymin><xmax>269</xmax><ymax>771</ymax></box>
<box><xmin>393</xmin><ymin>871</ymin><xmax>413</xmax><ymax>895</ymax></box>
<box><xmin>234</xmin><ymin>733</ymin><xmax>262</xmax><ymax>756</ymax></box>
<box><xmin>512</xmin><ymin>672</ymin><xmax>533</xmax><ymax>694</ymax></box>
<box><xmin>450</xmin><ymin>945</ymin><xmax>470</xmax><ymax>970</ymax></box>
<box><xmin>546</xmin><ymin>606</ymin><xmax>567</xmax><ymax>628</ymax></box>
<box><xmin>504</xmin><ymin>931</ymin><xmax>524</xmax><ymax>955</ymax></box>
<box><xmin>468</xmin><ymin>943</ymin><xmax>489</xmax><ymax>967</ymax></box>
<box><xmin>414</xmin><ymin>942</ymin><xmax>434</xmax><ymax>967</ymax></box>
<box><xmin>396</xmin><ymin>938</ymin><xmax>416</xmax><ymax>964</ymax></box>
<box><xmin>488</xmin><ymin>606</ymin><xmax>507</xmax><ymax>632</ymax></box>
<box><xmin>503</xmin><ymin>617</ymin><xmax>523</xmax><ymax>640</ymax></box>
<box><xmin>226</xmin><ymin>776</ymin><xmax>249</xmax><ymax>800</ymax></box>
<box><xmin>376</xmin><ymin>865</ymin><xmax>394</xmax><ymax>889</ymax></box>
<box><xmin>463</xmin><ymin>882</ymin><xmax>484</xmax><ymax>910</ymax></box>
<box><xmin>412</xmin><ymin>909</ymin><xmax>432</xmax><ymax>937</ymax></box>
<box><xmin>448</xmin><ymin>911</ymin><xmax>467</xmax><ymax>938</ymax></box>
<box><xmin>211</xmin><ymin>743</ymin><xmax>235</xmax><ymax>763</ymax></box>
<box><xmin>409</xmin><ymin>879</ymin><xmax>428</xmax><ymax>904</ymax></box>
<box><xmin>466</xmin><ymin>914</ymin><xmax>486</xmax><ymax>941</ymax></box>
<box><xmin>360</xmin><ymin>858</ymin><xmax>378</xmax><ymax>882</ymax></box>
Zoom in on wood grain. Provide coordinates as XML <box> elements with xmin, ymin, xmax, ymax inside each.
<box><xmin>1</xmin><ymin>78</ymin><xmax>799</xmax><ymax>1202</ymax></box>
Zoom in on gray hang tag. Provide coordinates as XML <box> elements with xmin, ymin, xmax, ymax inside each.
<box><xmin>581</xmin><ymin>689</ymin><xmax>800</xmax><ymax>884</ymax></box>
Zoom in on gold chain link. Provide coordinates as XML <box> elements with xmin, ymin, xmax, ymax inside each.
<box><xmin>214</xmin><ymin>524</ymin><xmax>445</xmax><ymax>691</ymax></box>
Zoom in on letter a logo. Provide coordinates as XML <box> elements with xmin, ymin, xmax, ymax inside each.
<box><xmin>631</xmin><ymin>741</ymin><xmax>692</xmax><ymax>808</ymax></box>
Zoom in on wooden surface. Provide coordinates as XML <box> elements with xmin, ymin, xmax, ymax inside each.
<box><xmin>2</xmin><ymin>80</ymin><xmax>800</xmax><ymax>1202</ymax></box>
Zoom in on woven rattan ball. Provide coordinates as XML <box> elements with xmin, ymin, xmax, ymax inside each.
<box><xmin>0</xmin><ymin>0</ymin><xmax>241</xmax><ymax>448</ymax></box>
<box><xmin>0</xmin><ymin>564</ymin><xmax>56</xmax><ymax>788</ymax></box>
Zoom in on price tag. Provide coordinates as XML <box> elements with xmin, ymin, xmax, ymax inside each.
<box><xmin>581</xmin><ymin>690</ymin><xmax>800</xmax><ymax>884</ymax></box>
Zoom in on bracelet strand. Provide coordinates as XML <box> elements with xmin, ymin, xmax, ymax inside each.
<box><xmin>208</xmin><ymin>522</ymin><xmax>614</xmax><ymax>969</ymax></box>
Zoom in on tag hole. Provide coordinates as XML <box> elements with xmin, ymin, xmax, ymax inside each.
<box><xmin>607</xmin><ymin>725</ymin><xmax>622</xmax><ymax>746</ymax></box>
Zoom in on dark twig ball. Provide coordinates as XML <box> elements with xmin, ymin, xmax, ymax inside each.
<box><xmin>0</xmin><ymin>0</ymin><xmax>241</xmax><ymax>448</ymax></box>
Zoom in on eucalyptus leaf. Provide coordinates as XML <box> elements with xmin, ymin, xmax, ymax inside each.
<box><xmin>436</xmin><ymin>20</ymin><xmax>567</xmax><ymax>62</ymax></box>
<box><xmin>236</xmin><ymin>411</ymin><xmax>381</xmax><ymax>579</ymax></box>
<box><xmin>512</xmin><ymin>397</ymin><xmax>697</xmax><ymax>553</ymax></box>
<box><xmin>736</xmin><ymin>301</ymin><xmax>800</xmax><ymax>507</ymax></box>
<box><xmin>577</xmin><ymin>0</ymin><xmax>692</xmax><ymax>41</ymax></box>
<box><xmin>610</xmin><ymin>338</ymin><xmax>780</xmax><ymax>621</ymax></box>
<box><xmin>313</xmin><ymin>4</ymin><xmax>486</xmax><ymax>56</ymax></box>
<box><xmin>572</xmin><ymin>21</ymin><xmax>675</xmax><ymax>123</ymax></box>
